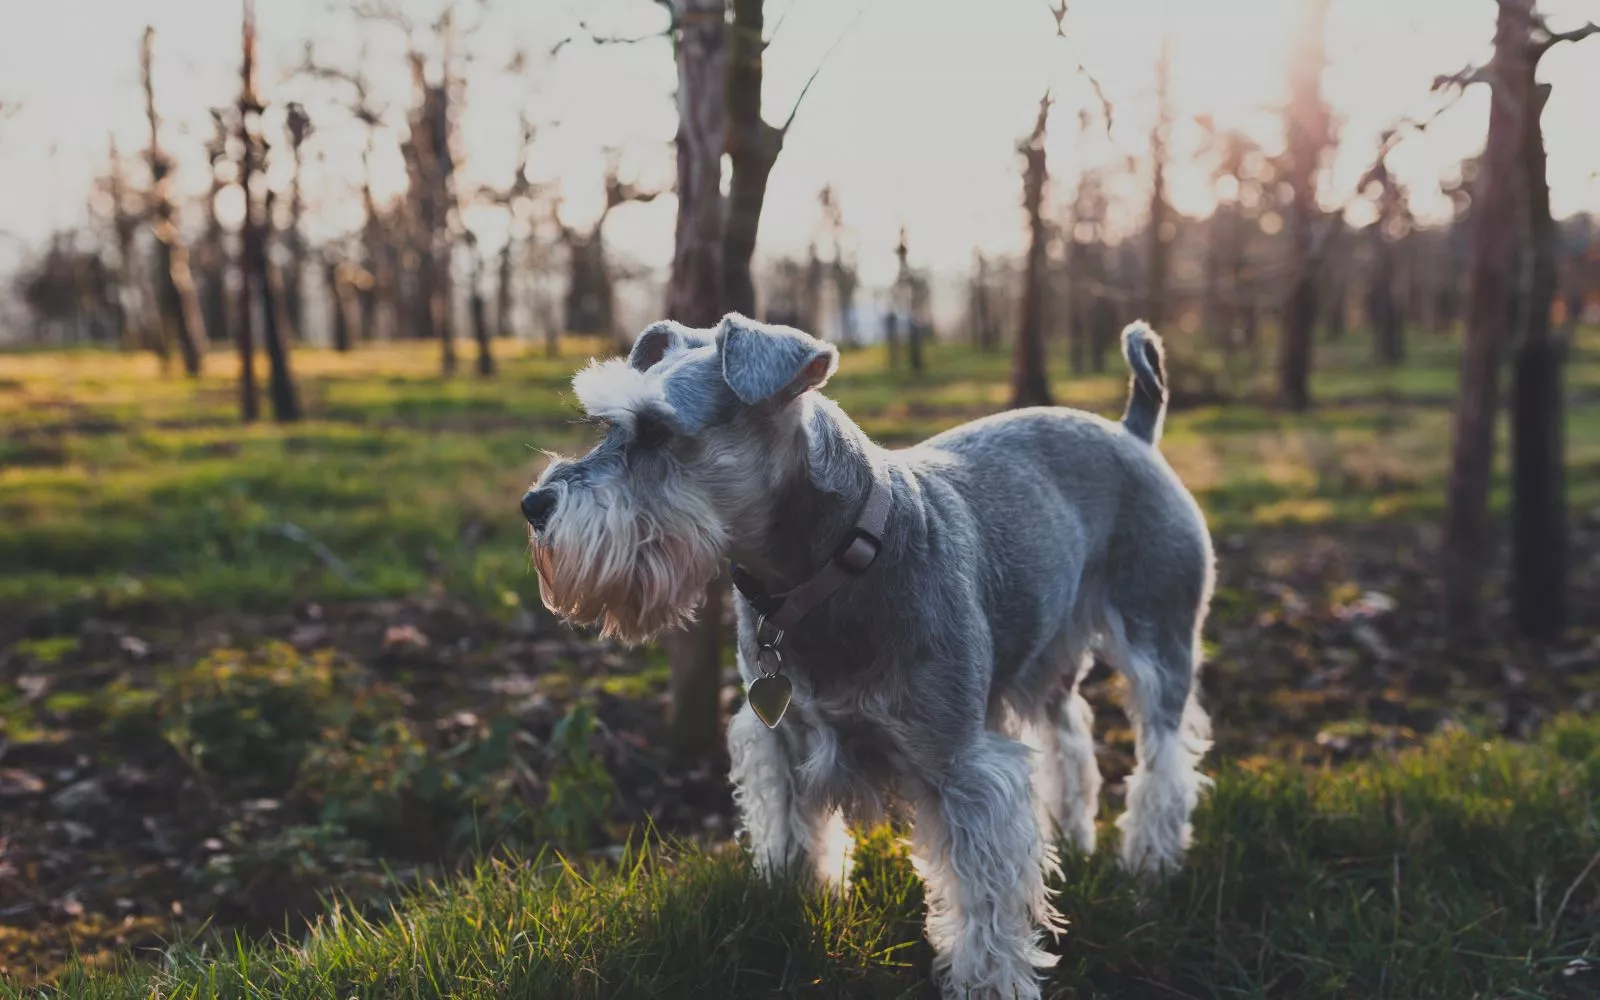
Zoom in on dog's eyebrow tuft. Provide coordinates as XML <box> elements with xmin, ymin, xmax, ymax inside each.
<box><xmin>571</xmin><ymin>359</ymin><xmax>673</xmax><ymax>428</ymax></box>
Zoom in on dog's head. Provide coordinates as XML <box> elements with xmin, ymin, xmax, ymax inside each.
<box><xmin>523</xmin><ymin>313</ymin><xmax>838</xmax><ymax>643</ymax></box>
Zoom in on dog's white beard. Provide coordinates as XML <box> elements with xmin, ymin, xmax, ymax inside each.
<box><xmin>530</xmin><ymin>479</ymin><xmax>726</xmax><ymax>644</ymax></box>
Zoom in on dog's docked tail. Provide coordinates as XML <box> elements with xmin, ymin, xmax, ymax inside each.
<box><xmin>1120</xmin><ymin>321</ymin><xmax>1168</xmax><ymax>445</ymax></box>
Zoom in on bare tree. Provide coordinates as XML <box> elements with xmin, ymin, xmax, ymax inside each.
<box><xmin>820</xmin><ymin>186</ymin><xmax>858</xmax><ymax>346</ymax></box>
<box><xmin>197</xmin><ymin>112</ymin><xmax>233</xmax><ymax>346</ymax></box>
<box><xmin>239</xmin><ymin>0</ymin><xmax>299</xmax><ymax>422</ymax></box>
<box><xmin>1359</xmin><ymin>145</ymin><xmax>1412</xmax><ymax>366</ymax></box>
<box><xmin>1010</xmin><ymin>91</ymin><xmax>1054</xmax><ymax>409</ymax></box>
<box><xmin>283</xmin><ymin>102</ymin><xmax>313</xmax><ymax>341</ymax></box>
<box><xmin>463</xmin><ymin>230</ymin><xmax>495</xmax><ymax>375</ymax></box>
<box><xmin>141</xmin><ymin>27</ymin><xmax>207</xmax><ymax>376</ymax></box>
<box><xmin>1278</xmin><ymin>0</ymin><xmax>1333</xmax><ymax>411</ymax></box>
<box><xmin>102</xmin><ymin>137</ymin><xmax>153</xmax><ymax>354</ymax></box>
<box><xmin>1441</xmin><ymin>2</ymin><xmax>1534</xmax><ymax>635</ymax></box>
<box><xmin>1509</xmin><ymin>13</ymin><xmax>1597</xmax><ymax>640</ymax></box>
<box><xmin>661</xmin><ymin>0</ymin><xmax>729</xmax><ymax>759</ymax></box>
<box><xmin>969</xmin><ymin>251</ymin><xmax>998</xmax><ymax>352</ymax></box>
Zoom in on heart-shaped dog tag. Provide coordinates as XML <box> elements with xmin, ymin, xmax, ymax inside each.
<box><xmin>747</xmin><ymin>673</ymin><xmax>793</xmax><ymax>729</ymax></box>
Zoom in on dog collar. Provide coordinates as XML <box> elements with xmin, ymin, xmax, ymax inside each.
<box><xmin>730</xmin><ymin>470</ymin><xmax>890</xmax><ymax>729</ymax></box>
<box><xmin>730</xmin><ymin>470</ymin><xmax>892</xmax><ymax>635</ymax></box>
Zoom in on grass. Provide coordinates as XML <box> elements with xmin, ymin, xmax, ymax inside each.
<box><xmin>4</xmin><ymin>327</ymin><xmax>1598</xmax><ymax>624</ymax></box>
<box><xmin>5</xmin><ymin>328</ymin><xmax>1599</xmax><ymax>995</ymax></box>
<box><xmin>18</xmin><ymin>716</ymin><xmax>1600</xmax><ymax>999</ymax></box>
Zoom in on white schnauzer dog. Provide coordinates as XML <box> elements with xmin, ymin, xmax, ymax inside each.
<box><xmin>523</xmin><ymin>313</ymin><xmax>1213</xmax><ymax>1000</ymax></box>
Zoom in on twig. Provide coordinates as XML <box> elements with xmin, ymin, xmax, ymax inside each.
<box><xmin>780</xmin><ymin>0</ymin><xmax>874</xmax><ymax>134</ymax></box>
<box><xmin>1546</xmin><ymin>849</ymin><xmax>1600</xmax><ymax>945</ymax></box>
<box><xmin>763</xmin><ymin>0</ymin><xmax>796</xmax><ymax>51</ymax></box>
<box><xmin>1042</xmin><ymin>0</ymin><xmax>1114</xmax><ymax>138</ymax></box>
<box><xmin>551</xmin><ymin>5</ymin><xmax>672</xmax><ymax>56</ymax></box>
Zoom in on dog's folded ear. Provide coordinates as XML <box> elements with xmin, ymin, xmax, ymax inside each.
<box><xmin>718</xmin><ymin>313</ymin><xmax>839</xmax><ymax>405</ymax></box>
<box><xmin>628</xmin><ymin>320</ymin><xmax>695</xmax><ymax>371</ymax></box>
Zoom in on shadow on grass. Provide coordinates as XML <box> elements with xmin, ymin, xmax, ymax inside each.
<box><xmin>29</xmin><ymin>716</ymin><xmax>1600</xmax><ymax>1000</ymax></box>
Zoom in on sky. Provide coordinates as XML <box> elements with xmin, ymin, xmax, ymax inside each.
<box><xmin>1</xmin><ymin>0</ymin><xmax>1597</xmax><ymax>296</ymax></box>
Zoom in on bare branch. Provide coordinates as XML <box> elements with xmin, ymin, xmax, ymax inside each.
<box><xmin>1045</xmin><ymin>0</ymin><xmax>1068</xmax><ymax>37</ymax></box>
<box><xmin>1431</xmin><ymin>63</ymin><xmax>1491</xmax><ymax>92</ymax></box>
<box><xmin>1077</xmin><ymin>61</ymin><xmax>1114</xmax><ymax>137</ymax></box>
<box><xmin>781</xmin><ymin>1</ymin><xmax>873</xmax><ymax>134</ymax></box>
<box><xmin>550</xmin><ymin>6</ymin><xmax>673</xmax><ymax>57</ymax></box>
<box><xmin>1043</xmin><ymin>0</ymin><xmax>1113</xmax><ymax>138</ymax></box>
<box><xmin>1534</xmin><ymin>20</ymin><xmax>1600</xmax><ymax>56</ymax></box>
<box><xmin>763</xmin><ymin>0</ymin><xmax>796</xmax><ymax>51</ymax></box>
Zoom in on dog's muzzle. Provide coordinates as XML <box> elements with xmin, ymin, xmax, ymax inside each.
<box><xmin>521</xmin><ymin>488</ymin><xmax>558</xmax><ymax>532</ymax></box>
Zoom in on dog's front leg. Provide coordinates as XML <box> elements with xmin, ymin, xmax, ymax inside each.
<box><xmin>728</xmin><ymin>702</ymin><xmax>851</xmax><ymax>887</ymax></box>
<box><xmin>910</xmin><ymin>729</ymin><xmax>1062</xmax><ymax>1000</ymax></box>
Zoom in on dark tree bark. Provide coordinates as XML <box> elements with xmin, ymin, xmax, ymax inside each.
<box><xmin>1279</xmin><ymin>0</ymin><xmax>1332</xmax><ymax>411</ymax></box>
<box><xmin>235</xmin><ymin>10</ymin><xmax>260</xmax><ymax>423</ymax></box>
<box><xmin>723</xmin><ymin>0</ymin><xmax>782</xmax><ymax>318</ymax></box>
<box><xmin>1010</xmin><ymin>92</ymin><xmax>1053</xmax><ymax>409</ymax></box>
<box><xmin>1442</xmin><ymin>0</ymin><xmax>1532</xmax><ymax>636</ymax></box>
<box><xmin>261</xmin><ymin>248</ymin><xmax>301</xmax><ymax>422</ymax></box>
<box><xmin>1361</xmin><ymin>152</ymin><xmax>1407</xmax><ymax>366</ymax></box>
<box><xmin>106</xmin><ymin>138</ymin><xmax>154</xmax><ymax>356</ymax></box>
<box><xmin>897</xmin><ymin>229</ymin><xmax>924</xmax><ymax>374</ymax></box>
<box><xmin>142</xmin><ymin>27</ymin><xmax>206</xmax><ymax>377</ymax></box>
<box><xmin>401</xmin><ymin>50</ymin><xmax>458</xmax><ymax>374</ymax></box>
<box><xmin>326</xmin><ymin>258</ymin><xmax>357</xmax><ymax>353</ymax></box>
<box><xmin>663</xmin><ymin>0</ymin><xmax>729</xmax><ymax>760</ymax></box>
<box><xmin>284</xmin><ymin>102</ymin><xmax>312</xmax><ymax>342</ymax></box>
<box><xmin>496</xmin><ymin>238</ymin><xmax>515</xmax><ymax>338</ymax></box>
<box><xmin>1368</xmin><ymin>237</ymin><xmax>1403</xmax><ymax>366</ymax></box>
<box><xmin>1510</xmin><ymin>80</ymin><xmax>1564</xmax><ymax>641</ymax></box>
<box><xmin>239</xmin><ymin>0</ymin><xmax>298</xmax><ymax>424</ymax></box>
<box><xmin>467</xmin><ymin>237</ymin><xmax>496</xmax><ymax>376</ymax></box>
<box><xmin>199</xmin><ymin>113</ymin><xmax>232</xmax><ymax>346</ymax></box>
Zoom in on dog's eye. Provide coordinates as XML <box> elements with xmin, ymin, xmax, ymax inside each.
<box><xmin>634</xmin><ymin>418</ymin><xmax>672</xmax><ymax>450</ymax></box>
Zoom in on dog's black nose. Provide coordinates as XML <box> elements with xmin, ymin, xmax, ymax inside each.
<box><xmin>521</xmin><ymin>488</ymin><xmax>558</xmax><ymax>531</ymax></box>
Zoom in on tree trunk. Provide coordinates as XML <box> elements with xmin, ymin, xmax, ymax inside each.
<box><xmin>723</xmin><ymin>0</ymin><xmax>782</xmax><ymax>319</ymax></box>
<box><xmin>663</xmin><ymin>0</ymin><xmax>729</xmax><ymax>760</ymax></box>
<box><xmin>1510</xmin><ymin>81</ymin><xmax>1564</xmax><ymax>641</ymax></box>
<box><xmin>1010</xmin><ymin>94</ymin><xmax>1053</xmax><ymax>409</ymax></box>
<box><xmin>471</xmin><ymin>273</ymin><xmax>495</xmax><ymax>376</ymax></box>
<box><xmin>236</xmin><ymin>4</ymin><xmax>260</xmax><ymax>423</ymax></box>
<box><xmin>497</xmin><ymin>238</ymin><xmax>515</xmax><ymax>338</ymax></box>
<box><xmin>326</xmin><ymin>260</ymin><xmax>355</xmax><ymax>353</ymax></box>
<box><xmin>1442</xmin><ymin>0</ymin><xmax>1531</xmax><ymax>637</ymax></box>
<box><xmin>1369</xmin><ymin>227</ymin><xmax>1403</xmax><ymax>365</ymax></box>
<box><xmin>260</xmin><ymin>250</ymin><xmax>301</xmax><ymax>423</ymax></box>
<box><xmin>142</xmin><ymin>27</ymin><xmax>206</xmax><ymax>377</ymax></box>
<box><xmin>1278</xmin><ymin>0</ymin><xmax>1331</xmax><ymax>411</ymax></box>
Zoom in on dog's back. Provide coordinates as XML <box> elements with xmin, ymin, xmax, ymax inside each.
<box><xmin>893</xmin><ymin>324</ymin><xmax>1210</xmax><ymax>698</ymax></box>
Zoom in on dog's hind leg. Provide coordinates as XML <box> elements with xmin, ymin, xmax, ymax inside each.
<box><xmin>1020</xmin><ymin>647</ymin><xmax>1102</xmax><ymax>856</ymax></box>
<box><xmin>728</xmin><ymin>703</ymin><xmax>853</xmax><ymax>887</ymax></box>
<box><xmin>911</xmin><ymin>730</ymin><xmax>1061</xmax><ymax>1000</ymax></box>
<box><xmin>1103</xmin><ymin>615</ymin><xmax>1211</xmax><ymax>879</ymax></box>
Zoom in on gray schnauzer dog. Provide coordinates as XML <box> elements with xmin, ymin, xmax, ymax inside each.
<box><xmin>522</xmin><ymin>313</ymin><xmax>1213</xmax><ymax>1000</ymax></box>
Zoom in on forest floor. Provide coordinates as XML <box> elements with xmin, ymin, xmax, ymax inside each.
<box><xmin>2</xmin><ymin>330</ymin><xmax>1599</xmax><ymax>994</ymax></box>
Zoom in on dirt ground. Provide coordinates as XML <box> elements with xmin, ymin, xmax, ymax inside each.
<box><xmin>3</xmin><ymin>509</ymin><xmax>1598</xmax><ymax>983</ymax></box>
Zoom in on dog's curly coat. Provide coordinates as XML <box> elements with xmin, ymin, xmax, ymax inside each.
<box><xmin>527</xmin><ymin>314</ymin><xmax>1213</xmax><ymax>1000</ymax></box>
